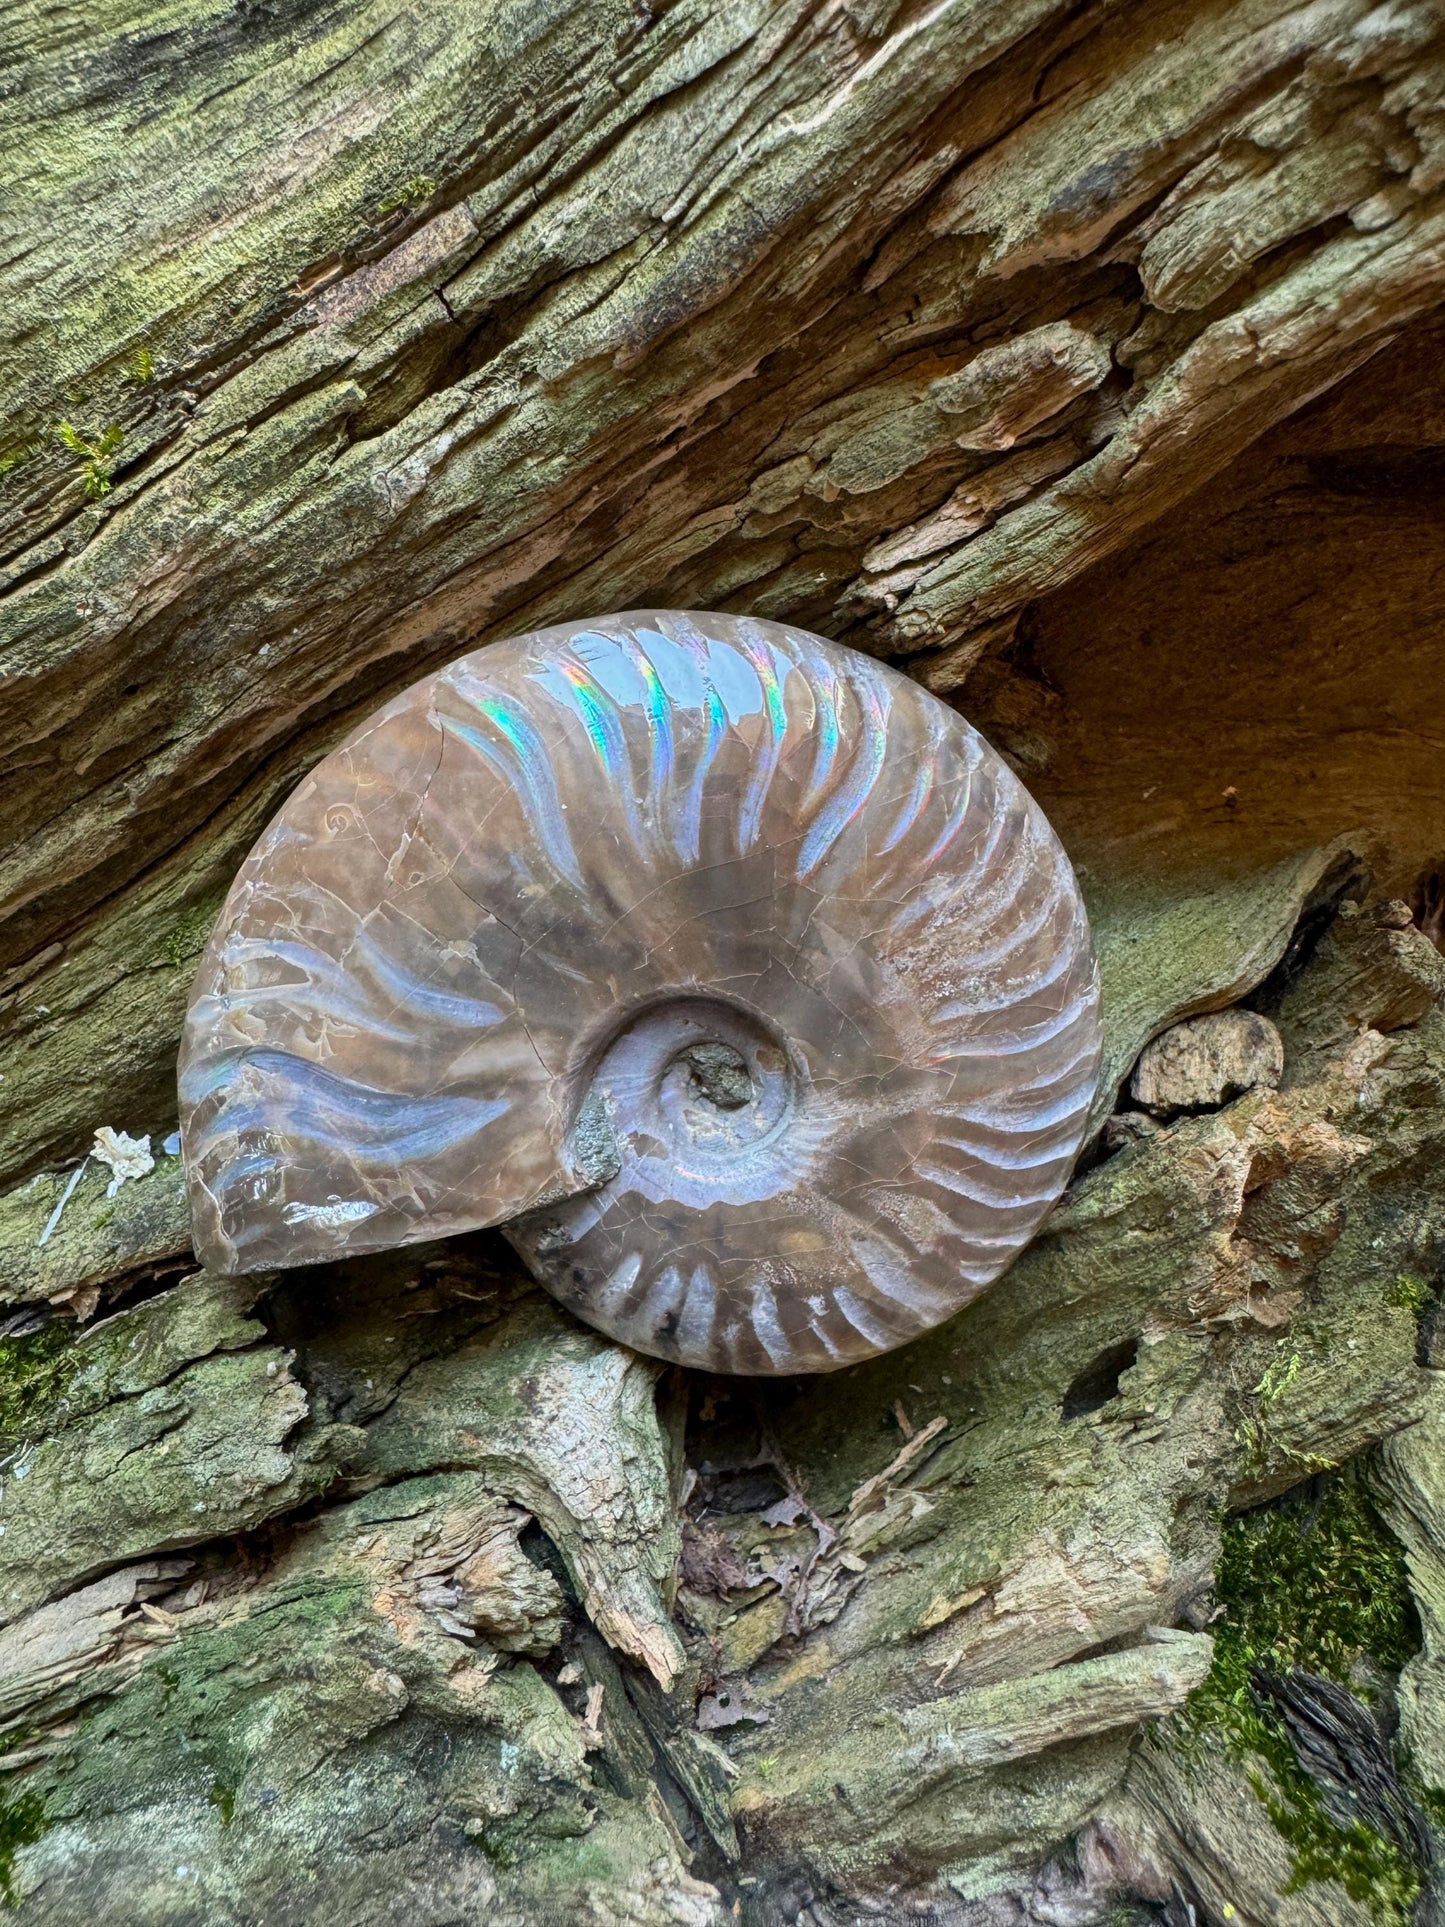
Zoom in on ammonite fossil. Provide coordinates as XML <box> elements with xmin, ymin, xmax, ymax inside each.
<box><xmin>179</xmin><ymin>610</ymin><xmax>1102</xmax><ymax>1374</ymax></box>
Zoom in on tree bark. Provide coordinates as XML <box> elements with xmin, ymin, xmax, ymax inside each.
<box><xmin>2</xmin><ymin>1</ymin><xmax>1444</xmax><ymax>1920</ymax></box>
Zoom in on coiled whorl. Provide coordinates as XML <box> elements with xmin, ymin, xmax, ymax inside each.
<box><xmin>179</xmin><ymin>611</ymin><xmax>1102</xmax><ymax>1374</ymax></box>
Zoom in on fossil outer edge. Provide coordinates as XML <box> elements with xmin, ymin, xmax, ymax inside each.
<box><xmin>178</xmin><ymin>609</ymin><xmax>1103</xmax><ymax>1375</ymax></box>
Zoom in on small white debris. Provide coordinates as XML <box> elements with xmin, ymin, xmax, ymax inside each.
<box><xmin>92</xmin><ymin>1126</ymin><xmax>155</xmax><ymax>1198</ymax></box>
<box><xmin>38</xmin><ymin>1158</ymin><xmax>88</xmax><ymax>1246</ymax></box>
<box><xmin>281</xmin><ymin>1199</ymin><xmax>380</xmax><ymax>1229</ymax></box>
<box><xmin>163</xmin><ymin>1130</ymin><xmax>182</xmax><ymax>1157</ymax></box>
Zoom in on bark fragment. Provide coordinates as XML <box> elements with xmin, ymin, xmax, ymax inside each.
<box><xmin>1131</xmin><ymin>1010</ymin><xmax>1284</xmax><ymax>1115</ymax></box>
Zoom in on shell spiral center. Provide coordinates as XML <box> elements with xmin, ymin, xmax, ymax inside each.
<box><xmin>587</xmin><ymin>996</ymin><xmax>798</xmax><ymax>1193</ymax></box>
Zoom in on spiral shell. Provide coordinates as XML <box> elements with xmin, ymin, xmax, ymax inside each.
<box><xmin>179</xmin><ymin>610</ymin><xmax>1101</xmax><ymax>1374</ymax></box>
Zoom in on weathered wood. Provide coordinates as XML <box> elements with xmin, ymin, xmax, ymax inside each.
<box><xmin>3</xmin><ymin>0</ymin><xmax>1444</xmax><ymax>1184</ymax></box>
<box><xmin>2</xmin><ymin>1</ymin><xmax>1445</xmax><ymax>1919</ymax></box>
<box><xmin>0</xmin><ymin>850</ymin><xmax>1438</xmax><ymax>1919</ymax></box>
<box><xmin>1130</xmin><ymin>1009</ymin><xmax>1284</xmax><ymax>1115</ymax></box>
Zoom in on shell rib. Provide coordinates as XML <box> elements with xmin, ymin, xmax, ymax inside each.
<box><xmin>179</xmin><ymin>610</ymin><xmax>1102</xmax><ymax>1374</ymax></box>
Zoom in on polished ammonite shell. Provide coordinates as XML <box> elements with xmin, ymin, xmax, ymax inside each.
<box><xmin>179</xmin><ymin>610</ymin><xmax>1102</xmax><ymax>1374</ymax></box>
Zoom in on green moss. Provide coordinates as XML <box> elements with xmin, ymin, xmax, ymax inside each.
<box><xmin>208</xmin><ymin>1780</ymin><xmax>236</xmax><ymax>1827</ymax></box>
<box><xmin>0</xmin><ymin>1321</ymin><xmax>78</xmax><ymax>1446</ymax></box>
<box><xmin>55</xmin><ymin>419</ymin><xmax>123</xmax><ymax>500</ymax></box>
<box><xmin>0</xmin><ymin>1783</ymin><xmax>48</xmax><ymax>1906</ymax></box>
<box><xmin>1215</xmin><ymin>1470</ymin><xmax>1418</xmax><ymax>1681</ymax></box>
<box><xmin>1183</xmin><ymin>1468</ymin><xmax>1423</xmax><ymax>1922</ymax></box>
<box><xmin>153</xmin><ymin>896</ymin><xmax>224</xmax><ymax>971</ymax></box>
<box><xmin>1386</xmin><ymin>1270</ymin><xmax>1435</xmax><ymax>1315</ymax></box>
<box><xmin>376</xmin><ymin>174</ymin><xmax>436</xmax><ymax>217</ymax></box>
<box><xmin>1233</xmin><ymin>1345</ymin><xmax>1333</xmax><ymax>1479</ymax></box>
<box><xmin>1258</xmin><ymin>1782</ymin><xmax>1419</xmax><ymax>1922</ymax></box>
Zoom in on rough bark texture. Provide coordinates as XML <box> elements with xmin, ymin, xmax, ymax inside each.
<box><xmin>2</xmin><ymin>0</ymin><xmax>1445</xmax><ymax>1921</ymax></box>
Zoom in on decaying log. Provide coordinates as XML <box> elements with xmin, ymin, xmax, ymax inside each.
<box><xmin>0</xmin><ymin>842</ymin><xmax>1439</xmax><ymax>1921</ymax></box>
<box><xmin>3</xmin><ymin>0</ymin><xmax>1445</xmax><ymax>1919</ymax></box>
<box><xmin>4</xmin><ymin>0</ymin><xmax>1445</xmax><ymax>1183</ymax></box>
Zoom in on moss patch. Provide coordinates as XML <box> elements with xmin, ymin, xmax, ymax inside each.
<box><xmin>375</xmin><ymin>174</ymin><xmax>436</xmax><ymax>216</ymax></box>
<box><xmin>1232</xmin><ymin>1345</ymin><xmax>1334</xmax><ymax>1480</ymax></box>
<box><xmin>55</xmin><ymin>420</ymin><xmax>123</xmax><ymax>500</ymax></box>
<box><xmin>0</xmin><ymin>1321</ymin><xmax>77</xmax><ymax>1446</ymax></box>
<box><xmin>0</xmin><ymin>1783</ymin><xmax>48</xmax><ymax>1906</ymax></box>
<box><xmin>1184</xmin><ymin>1467</ymin><xmax>1423</xmax><ymax>1922</ymax></box>
<box><xmin>1385</xmin><ymin>1271</ymin><xmax>1434</xmax><ymax>1317</ymax></box>
<box><xmin>1213</xmin><ymin>1470</ymin><xmax>1419</xmax><ymax>1682</ymax></box>
<box><xmin>152</xmin><ymin>895</ymin><xmax>224</xmax><ymax>971</ymax></box>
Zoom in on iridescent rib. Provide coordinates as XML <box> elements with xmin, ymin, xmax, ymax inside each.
<box><xmin>735</xmin><ymin>630</ymin><xmax>789</xmax><ymax>853</ymax></box>
<box><xmin>797</xmin><ymin>675</ymin><xmax>889</xmax><ymax>880</ymax></box>
<box><xmin>441</xmin><ymin>708</ymin><xmax>583</xmax><ymax>892</ymax></box>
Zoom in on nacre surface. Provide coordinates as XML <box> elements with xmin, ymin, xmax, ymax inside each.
<box><xmin>179</xmin><ymin>610</ymin><xmax>1102</xmax><ymax>1374</ymax></box>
